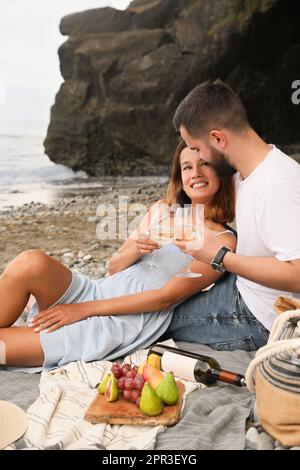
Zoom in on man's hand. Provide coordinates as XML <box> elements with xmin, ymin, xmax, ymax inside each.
<box><xmin>173</xmin><ymin>226</ymin><xmax>225</xmax><ymax>264</ymax></box>
<box><xmin>28</xmin><ymin>303</ymin><xmax>90</xmax><ymax>333</ymax></box>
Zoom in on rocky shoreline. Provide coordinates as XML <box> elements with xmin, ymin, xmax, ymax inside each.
<box><xmin>1</xmin><ymin>146</ymin><xmax>299</xmax><ymax>278</ymax></box>
<box><xmin>0</xmin><ymin>178</ymin><xmax>168</xmax><ymax>278</ymax></box>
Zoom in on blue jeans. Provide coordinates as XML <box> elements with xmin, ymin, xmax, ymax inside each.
<box><xmin>162</xmin><ymin>274</ymin><xmax>269</xmax><ymax>351</ymax></box>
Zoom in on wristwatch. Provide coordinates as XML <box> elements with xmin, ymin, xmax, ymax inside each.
<box><xmin>210</xmin><ymin>246</ymin><xmax>232</xmax><ymax>273</ymax></box>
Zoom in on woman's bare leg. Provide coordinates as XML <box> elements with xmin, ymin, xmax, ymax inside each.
<box><xmin>0</xmin><ymin>327</ymin><xmax>44</xmax><ymax>366</ymax></box>
<box><xmin>0</xmin><ymin>249</ymin><xmax>72</xmax><ymax>328</ymax></box>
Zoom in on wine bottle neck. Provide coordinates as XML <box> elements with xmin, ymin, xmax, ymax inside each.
<box><xmin>208</xmin><ymin>369</ymin><xmax>246</xmax><ymax>387</ymax></box>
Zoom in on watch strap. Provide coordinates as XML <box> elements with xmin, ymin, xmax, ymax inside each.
<box><xmin>211</xmin><ymin>246</ymin><xmax>232</xmax><ymax>271</ymax></box>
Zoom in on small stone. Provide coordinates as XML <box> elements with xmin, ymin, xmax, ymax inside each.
<box><xmin>90</xmin><ymin>242</ymin><xmax>101</xmax><ymax>251</ymax></box>
<box><xmin>87</xmin><ymin>216</ymin><xmax>101</xmax><ymax>223</ymax></box>
<box><xmin>69</xmin><ymin>260</ymin><xmax>80</xmax><ymax>266</ymax></box>
<box><xmin>62</xmin><ymin>252</ymin><xmax>74</xmax><ymax>259</ymax></box>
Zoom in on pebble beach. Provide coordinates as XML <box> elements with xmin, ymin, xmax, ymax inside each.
<box><xmin>0</xmin><ymin>178</ymin><xmax>168</xmax><ymax>278</ymax></box>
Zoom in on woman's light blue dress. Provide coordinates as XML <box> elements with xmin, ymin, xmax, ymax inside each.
<box><xmin>28</xmin><ymin>245</ymin><xmax>192</xmax><ymax>368</ymax></box>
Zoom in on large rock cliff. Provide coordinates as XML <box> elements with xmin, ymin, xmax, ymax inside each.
<box><xmin>44</xmin><ymin>0</ymin><xmax>300</xmax><ymax>176</ymax></box>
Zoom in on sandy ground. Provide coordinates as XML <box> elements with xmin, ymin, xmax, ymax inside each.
<box><xmin>0</xmin><ymin>179</ymin><xmax>167</xmax><ymax>278</ymax></box>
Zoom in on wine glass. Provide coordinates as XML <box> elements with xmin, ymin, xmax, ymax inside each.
<box><xmin>150</xmin><ymin>206</ymin><xmax>175</xmax><ymax>246</ymax></box>
<box><xmin>141</xmin><ymin>205</ymin><xmax>175</xmax><ymax>269</ymax></box>
<box><xmin>174</xmin><ymin>205</ymin><xmax>204</xmax><ymax>278</ymax></box>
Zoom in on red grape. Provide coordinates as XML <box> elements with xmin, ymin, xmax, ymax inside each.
<box><xmin>135</xmin><ymin>379</ymin><xmax>144</xmax><ymax>392</ymax></box>
<box><xmin>111</xmin><ymin>363</ymin><xmax>123</xmax><ymax>379</ymax></box>
<box><xmin>125</xmin><ymin>370</ymin><xmax>136</xmax><ymax>379</ymax></box>
<box><xmin>131</xmin><ymin>389</ymin><xmax>141</xmax><ymax>402</ymax></box>
<box><xmin>124</xmin><ymin>378</ymin><xmax>135</xmax><ymax>390</ymax></box>
<box><xmin>136</xmin><ymin>397</ymin><xmax>141</xmax><ymax>407</ymax></box>
<box><xmin>123</xmin><ymin>390</ymin><xmax>132</xmax><ymax>400</ymax></box>
<box><xmin>122</xmin><ymin>364</ymin><xmax>131</xmax><ymax>375</ymax></box>
<box><xmin>117</xmin><ymin>377</ymin><xmax>125</xmax><ymax>390</ymax></box>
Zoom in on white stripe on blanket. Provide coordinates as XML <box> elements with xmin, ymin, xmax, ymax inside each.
<box><xmin>6</xmin><ymin>346</ymin><xmax>203</xmax><ymax>450</ymax></box>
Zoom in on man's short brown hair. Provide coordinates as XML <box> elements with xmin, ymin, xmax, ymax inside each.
<box><xmin>173</xmin><ymin>79</ymin><xmax>249</xmax><ymax>137</ymax></box>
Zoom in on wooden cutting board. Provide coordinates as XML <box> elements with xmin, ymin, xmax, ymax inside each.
<box><xmin>84</xmin><ymin>382</ymin><xmax>184</xmax><ymax>426</ymax></box>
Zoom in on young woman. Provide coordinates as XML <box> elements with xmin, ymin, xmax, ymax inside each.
<box><xmin>0</xmin><ymin>141</ymin><xmax>236</xmax><ymax>368</ymax></box>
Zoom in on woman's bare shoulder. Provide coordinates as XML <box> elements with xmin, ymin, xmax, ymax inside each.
<box><xmin>204</xmin><ymin>219</ymin><xmax>226</xmax><ymax>233</ymax></box>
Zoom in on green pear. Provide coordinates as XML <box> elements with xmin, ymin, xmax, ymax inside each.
<box><xmin>105</xmin><ymin>373</ymin><xmax>119</xmax><ymax>402</ymax></box>
<box><xmin>97</xmin><ymin>373</ymin><xmax>111</xmax><ymax>394</ymax></box>
<box><xmin>156</xmin><ymin>372</ymin><xmax>179</xmax><ymax>405</ymax></box>
<box><xmin>140</xmin><ymin>384</ymin><xmax>163</xmax><ymax>416</ymax></box>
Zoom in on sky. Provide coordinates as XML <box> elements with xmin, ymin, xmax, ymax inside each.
<box><xmin>0</xmin><ymin>0</ymin><xmax>130</xmax><ymax>136</ymax></box>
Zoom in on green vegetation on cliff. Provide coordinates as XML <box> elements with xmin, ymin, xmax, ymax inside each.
<box><xmin>223</xmin><ymin>0</ymin><xmax>278</xmax><ymax>29</ymax></box>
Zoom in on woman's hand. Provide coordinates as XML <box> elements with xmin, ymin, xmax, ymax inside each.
<box><xmin>133</xmin><ymin>233</ymin><xmax>160</xmax><ymax>256</ymax></box>
<box><xmin>29</xmin><ymin>303</ymin><xmax>89</xmax><ymax>333</ymax></box>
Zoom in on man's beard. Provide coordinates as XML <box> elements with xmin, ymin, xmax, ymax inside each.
<box><xmin>208</xmin><ymin>145</ymin><xmax>236</xmax><ymax>177</ymax></box>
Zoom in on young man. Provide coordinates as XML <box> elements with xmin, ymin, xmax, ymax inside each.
<box><xmin>163</xmin><ymin>79</ymin><xmax>300</xmax><ymax>351</ymax></box>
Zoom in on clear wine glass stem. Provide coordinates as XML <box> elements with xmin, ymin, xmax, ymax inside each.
<box><xmin>139</xmin><ymin>231</ymin><xmax>155</xmax><ymax>270</ymax></box>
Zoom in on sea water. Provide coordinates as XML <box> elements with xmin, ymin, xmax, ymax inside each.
<box><xmin>0</xmin><ymin>134</ymin><xmax>92</xmax><ymax>209</ymax></box>
<box><xmin>0</xmin><ymin>134</ymin><xmax>168</xmax><ymax>210</ymax></box>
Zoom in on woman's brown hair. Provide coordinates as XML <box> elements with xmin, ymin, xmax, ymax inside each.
<box><xmin>166</xmin><ymin>140</ymin><xmax>235</xmax><ymax>224</ymax></box>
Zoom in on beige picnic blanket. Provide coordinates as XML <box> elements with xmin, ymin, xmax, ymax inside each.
<box><xmin>6</xmin><ymin>345</ymin><xmax>201</xmax><ymax>450</ymax></box>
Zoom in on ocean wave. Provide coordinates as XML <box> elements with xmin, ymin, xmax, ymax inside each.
<box><xmin>0</xmin><ymin>134</ymin><xmax>87</xmax><ymax>188</ymax></box>
<box><xmin>0</xmin><ymin>164</ymin><xmax>87</xmax><ymax>187</ymax></box>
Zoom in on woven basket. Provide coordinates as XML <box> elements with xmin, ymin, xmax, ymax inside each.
<box><xmin>246</xmin><ymin>296</ymin><xmax>300</xmax><ymax>446</ymax></box>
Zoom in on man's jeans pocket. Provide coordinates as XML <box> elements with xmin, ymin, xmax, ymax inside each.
<box><xmin>210</xmin><ymin>336</ymin><xmax>257</xmax><ymax>352</ymax></box>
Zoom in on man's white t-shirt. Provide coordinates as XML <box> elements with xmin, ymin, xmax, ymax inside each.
<box><xmin>235</xmin><ymin>145</ymin><xmax>300</xmax><ymax>330</ymax></box>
